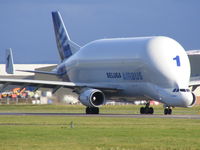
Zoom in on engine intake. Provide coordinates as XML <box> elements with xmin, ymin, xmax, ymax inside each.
<box><xmin>189</xmin><ymin>92</ymin><xmax>196</xmax><ymax>107</ymax></box>
<box><xmin>79</xmin><ymin>88</ymin><xmax>105</xmax><ymax>107</ymax></box>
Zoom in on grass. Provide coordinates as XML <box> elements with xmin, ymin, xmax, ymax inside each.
<box><xmin>0</xmin><ymin>105</ymin><xmax>199</xmax><ymax>150</ymax></box>
<box><xmin>0</xmin><ymin>104</ymin><xmax>199</xmax><ymax>115</ymax></box>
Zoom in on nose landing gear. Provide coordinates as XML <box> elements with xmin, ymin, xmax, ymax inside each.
<box><xmin>140</xmin><ymin>102</ymin><xmax>154</xmax><ymax>114</ymax></box>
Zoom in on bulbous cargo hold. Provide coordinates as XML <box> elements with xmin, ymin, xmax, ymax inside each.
<box><xmin>146</xmin><ymin>36</ymin><xmax>190</xmax><ymax>89</ymax></box>
<box><xmin>68</xmin><ymin>36</ymin><xmax>191</xmax><ymax>90</ymax></box>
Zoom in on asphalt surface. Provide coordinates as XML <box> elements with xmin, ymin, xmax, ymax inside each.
<box><xmin>0</xmin><ymin>113</ymin><xmax>199</xmax><ymax>119</ymax></box>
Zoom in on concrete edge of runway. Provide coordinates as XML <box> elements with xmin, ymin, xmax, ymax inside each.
<box><xmin>0</xmin><ymin>113</ymin><xmax>199</xmax><ymax>119</ymax></box>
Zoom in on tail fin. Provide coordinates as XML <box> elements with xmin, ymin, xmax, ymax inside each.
<box><xmin>5</xmin><ymin>48</ymin><xmax>14</xmax><ymax>74</ymax></box>
<box><xmin>52</xmin><ymin>11</ymin><xmax>80</xmax><ymax>61</ymax></box>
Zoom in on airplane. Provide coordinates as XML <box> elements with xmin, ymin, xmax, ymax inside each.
<box><xmin>0</xmin><ymin>11</ymin><xmax>198</xmax><ymax>115</ymax></box>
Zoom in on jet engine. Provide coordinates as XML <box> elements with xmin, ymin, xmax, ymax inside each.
<box><xmin>189</xmin><ymin>92</ymin><xmax>196</xmax><ymax>107</ymax></box>
<box><xmin>79</xmin><ymin>88</ymin><xmax>105</xmax><ymax>107</ymax></box>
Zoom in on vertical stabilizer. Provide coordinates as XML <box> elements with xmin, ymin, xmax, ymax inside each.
<box><xmin>52</xmin><ymin>11</ymin><xmax>80</xmax><ymax>61</ymax></box>
<box><xmin>5</xmin><ymin>48</ymin><xmax>14</xmax><ymax>74</ymax></box>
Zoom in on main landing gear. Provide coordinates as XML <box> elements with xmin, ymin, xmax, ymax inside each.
<box><xmin>140</xmin><ymin>102</ymin><xmax>154</xmax><ymax>114</ymax></box>
<box><xmin>86</xmin><ymin>107</ymin><xmax>99</xmax><ymax>114</ymax></box>
<box><xmin>164</xmin><ymin>107</ymin><xmax>172</xmax><ymax>115</ymax></box>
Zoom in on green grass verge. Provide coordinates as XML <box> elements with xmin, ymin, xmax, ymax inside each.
<box><xmin>0</xmin><ymin>104</ymin><xmax>199</xmax><ymax>115</ymax></box>
<box><xmin>0</xmin><ymin>105</ymin><xmax>199</xmax><ymax>150</ymax></box>
<box><xmin>0</xmin><ymin>116</ymin><xmax>199</xmax><ymax>150</ymax></box>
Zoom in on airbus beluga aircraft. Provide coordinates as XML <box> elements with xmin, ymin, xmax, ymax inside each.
<box><xmin>0</xmin><ymin>11</ymin><xmax>197</xmax><ymax>115</ymax></box>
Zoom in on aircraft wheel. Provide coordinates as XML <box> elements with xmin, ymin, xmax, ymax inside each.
<box><xmin>168</xmin><ymin>109</ymin><xmax>172</xmax><ymax>115</ymax></box>
<box><xmin>164</xmin><ymin>108</ymin><xmax>172</xmax><ymax>115</ymax></box>
<box><xmin>164</xmin><ymin>109</ymin><xmax>168</xmax><ymax>115</ymax></box>
<box><xmin>140</xmin><ymin>107</ymin><xmax>145</xmax><ymax>114</ymax></box>
<box><xmin>140</xmin><ymin>107</ymin><xmax>154</xmax><ymax>114</ymax></box>
<box><xmin>144</xmin><ymin>107</ymin><xmax>149</xmax><ymax>114</ymax></box>
<box><xmin>86</xmin><ymin>107</ymin><xmax>99</xmax><ymax>114</ymax></box>
<box><xmin>149</xmin><ymin>107</ymin><xmax>154</xmax><ymax>114</ymax></box>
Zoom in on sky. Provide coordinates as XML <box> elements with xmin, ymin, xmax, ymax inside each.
<box><xmin>0</xmin><ymin>0</ymin><xmax>200</xmax><ymax>64</ymax></box>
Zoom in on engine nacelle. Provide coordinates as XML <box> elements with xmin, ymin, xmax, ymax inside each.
<box><xmin>79</xmin><ymin>88</ymin><xmax>105</xmax><ymax>107</ymax></box>
<box><xmin>188</xmin><ymin>92</ymin><xmax>196</xmax><ymax>107</ymax></box>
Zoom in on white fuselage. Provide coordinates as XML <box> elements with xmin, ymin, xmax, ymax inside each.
<box><xmin>56</xmin><ymin>36</ymin><xmax>194</xmax><ymax>107</ymax></box>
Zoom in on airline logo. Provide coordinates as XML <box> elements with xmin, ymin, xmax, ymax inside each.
<box><xmin>52</xmin><ymin>12</ymin><xmax>72</xmax><ymax>60</ymax></box>
<box><xmin>106</xmin><ymin>72</ymin><xmax>143</xmax><ymax>80</ymax></box>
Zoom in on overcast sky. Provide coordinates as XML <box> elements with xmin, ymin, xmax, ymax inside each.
<box><xmin>0</xmin><ymin>0</ymin><xmax>200</xmax><ymax>64</ymax></box>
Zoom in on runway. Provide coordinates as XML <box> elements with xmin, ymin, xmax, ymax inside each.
<box><xmin>0</xmin><ymin>113</ymin><xmax>199</xmax><ymax>119</ymax></box>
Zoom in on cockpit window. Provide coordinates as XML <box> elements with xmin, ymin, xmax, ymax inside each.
<box><xmin>180</xmin><ymin>89</ymin><xmax>186</xmax><ymax>92</ymax></box>
<box><xmin>186</xmin><ymin>89</ymin><xmax>190</xmax><ymax>92</ymax></box>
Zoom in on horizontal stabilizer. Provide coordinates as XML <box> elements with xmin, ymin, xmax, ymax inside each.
<box><xmin>16</xmin><ymin>70</ymin><xmax>59</xmax><ymax>76</ymax></box>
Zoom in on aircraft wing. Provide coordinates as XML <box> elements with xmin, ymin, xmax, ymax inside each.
<box><xmin>0</xmin><ymin>78</ymin><xmax>121</xmax><ymax>92</ymax></box>
<box><xmin>16</xmin><ymin>70</ymin><xmax>59</xmax><ymax>75</ymax></box>
<box><xmin>189</xmin><ymin>81</ymin><xmax>200</xmax><ymax>86</ymax></box>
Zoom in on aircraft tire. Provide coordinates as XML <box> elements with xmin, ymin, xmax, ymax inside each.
<box><xmin>86</xmin><ymin>107</ymin><xmax>99</xmax><ymax>114</ymax></box>
<box><xmin>149</xmin><ymin>107</ymin><xmax>154</xmax><ymax>114</ymax></box>
<box><xmin>144</xmin><ymin>107</ymin><xmax>149</xmax><ymax>114</ymax></box>
<box><xmin>140</xmin><ymin>107</ymin><xmax>145</xmax><ymax>114</ymax></box>
<box><xmin>164</xmin><ymin>109</ymin><xmax>168</xmax><ymax>115</ymax></box>
<box><xmin>168</xmin><ymin>109</ymin><xmax>172</xmax><ymax>115</ymax></box>
<box><xmin>164</xmin><ymin>108</ymin><xmax>172</xmax><ymax>115</ymax></box>
<box><xmin>140</xmin><ymin>107</ymin><xmax>154</xmax><ymax>114</ymax></box>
